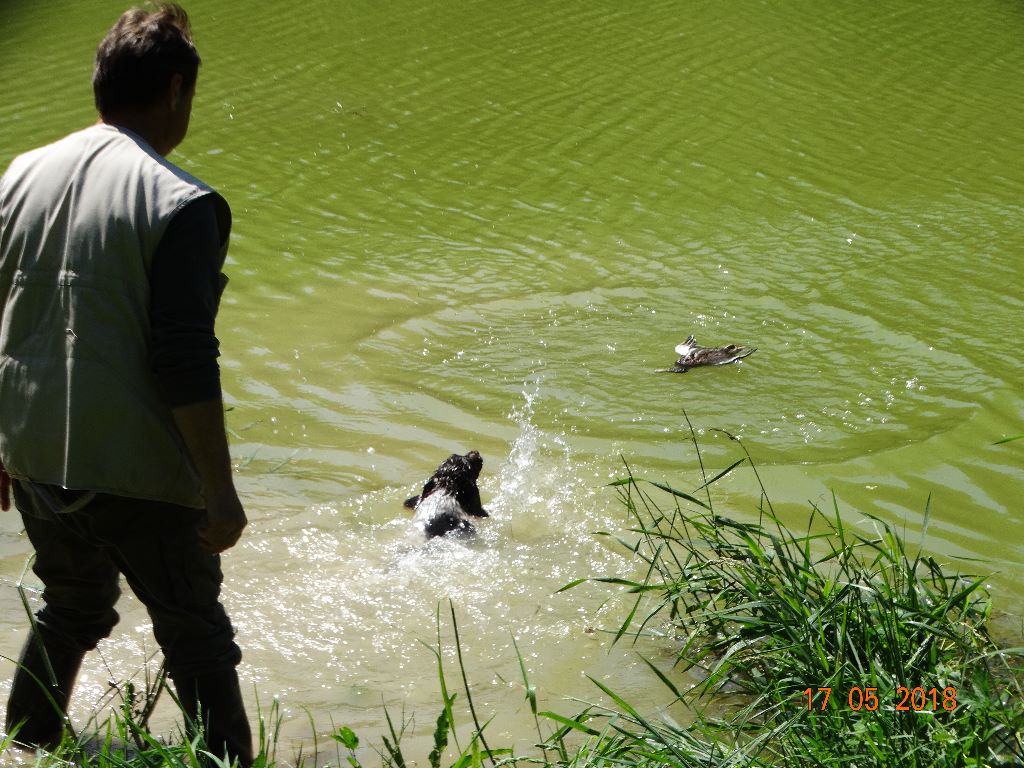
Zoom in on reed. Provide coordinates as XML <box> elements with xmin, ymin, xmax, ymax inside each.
<box><xmin>546</xmin><ymin>427</ymin><xmax>1024</xmax><ymax>767</ymax></box>
<box><xmin>558</xmin><ymin>468</ymin><xmax>1024</xmax><ymax>766</ymax></box>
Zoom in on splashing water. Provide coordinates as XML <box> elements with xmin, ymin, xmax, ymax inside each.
<box><xmin>222</xmin><ymin>387</ymin><xmax>635</xmax><ymax>733</ymax></box>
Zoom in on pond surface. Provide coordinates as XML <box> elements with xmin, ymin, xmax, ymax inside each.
<box><xmin>1</xmin><ymin>0</ymin><xmax>1022</xmax><ymax>761</ymax></box>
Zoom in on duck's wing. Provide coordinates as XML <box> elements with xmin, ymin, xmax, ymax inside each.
<box><xmin>690</xmin><ymin>345</ymin><xmax>756</xmax><ymax>366</ymax></box>
<box><xmin>674</xmin><ymin>335</ymin><xmax>699</xmax><ymax>356</ymax></box>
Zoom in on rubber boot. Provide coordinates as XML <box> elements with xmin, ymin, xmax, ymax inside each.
<box><xmin>173</xmin><ymin>669</ymin><xmax>254</xmax><ymax>767</ymax></box>
<box><xmin>5</xmin><ymin>628</ymin><xmax>84</xmax><ymax>748</ymax></box>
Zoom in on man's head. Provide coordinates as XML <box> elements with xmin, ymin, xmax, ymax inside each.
<box><xmin>93</xmin><ymin>4</ymin><xmax>200</xmax><ymax>152</ymax></box>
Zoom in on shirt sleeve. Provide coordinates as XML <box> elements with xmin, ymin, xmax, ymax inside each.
<box><xmin>149</xmin><ymin>195</ymin><xmax>226</xmax><ymax>408</ymax></box>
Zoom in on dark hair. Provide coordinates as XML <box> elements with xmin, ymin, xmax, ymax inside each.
<box><xmin>93</xmin><ymin>3</ymin><xmax>201</xmax><ymax>115</ymax></box>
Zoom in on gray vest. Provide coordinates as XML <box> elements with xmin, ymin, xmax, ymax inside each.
<box><xmin>0</xmin><ymin>123</ymin><xmax>230</xmax><ymax>508</ymax></box>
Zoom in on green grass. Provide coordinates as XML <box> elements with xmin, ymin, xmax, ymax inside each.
<box><xmin>564</xmin><ymin>467</ymin><xmax>1024</xmax><ymax>766</ymax></box>
<box><xmin>6</xmin><ymin>433</ymin><xmax>1023</xmax><ymax>767</ymax></box>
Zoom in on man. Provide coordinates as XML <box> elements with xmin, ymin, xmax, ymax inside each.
<box><xmin>0</xmin><ymin>5</ymin><xmax>253</xmax><ymax>764</ymax></box>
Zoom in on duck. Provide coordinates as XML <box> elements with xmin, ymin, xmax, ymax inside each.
<box><xmin>663</xmin><ymin>335</ymin><xmax>756</xmax><ymax>373</ymax></box>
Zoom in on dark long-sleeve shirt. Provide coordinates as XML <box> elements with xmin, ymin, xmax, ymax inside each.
<box><xmin>149</xmin><ymin>196</ymin><xmax>227</xmax><ymax>408</ymax></box>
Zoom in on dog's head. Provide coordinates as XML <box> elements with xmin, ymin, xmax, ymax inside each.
<box><xmin>432</xmin><ymin>450</ymin><xmax>483</xmax><ymax>486</ymax></box>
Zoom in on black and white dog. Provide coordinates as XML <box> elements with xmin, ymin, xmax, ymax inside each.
<box><xmin>404</xmin><ymin>450</ymin><xmax>489</xmax><ymax>539</ymax></box>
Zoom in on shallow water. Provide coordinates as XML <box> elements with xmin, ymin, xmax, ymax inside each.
<box><xmin>1</xmin><ymin>0</ymin><xmax>1022</xmax><ymax>761</ymax></box>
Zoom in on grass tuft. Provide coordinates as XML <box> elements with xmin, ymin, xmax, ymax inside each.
<box><xmin>550</xmin><ymin>440</ymin><xmax>1024</xmax><ymax>767</ymax></box>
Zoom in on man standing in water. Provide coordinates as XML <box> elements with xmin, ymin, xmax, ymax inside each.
<box><xmin>0</xmin><ymin>4</ymin><xmax>252</xmax><ymax>764</ymax></box>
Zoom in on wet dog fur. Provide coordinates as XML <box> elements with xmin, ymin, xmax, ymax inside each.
<box><xmin>404</xmin><ymin>451</ymin><xmax>488</xmax><ymax>539</ymax></box>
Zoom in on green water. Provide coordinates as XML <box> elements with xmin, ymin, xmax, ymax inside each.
<box><xmin>1</xmin><ymin>0</ymin><xmax>1022</xmax><ymax>757</ymax></box>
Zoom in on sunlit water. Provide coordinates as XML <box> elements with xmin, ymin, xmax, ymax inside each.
<box><xmin>1</xmin><ymin>0</ymin><xmax>1022</xmax><ymax>762</ymax></box>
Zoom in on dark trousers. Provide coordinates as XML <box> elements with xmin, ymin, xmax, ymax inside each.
<box><xmin>13</xmin><ymin>479</ymin><xmax>241</xmax><ymax>677</ymax></box>
<box><xmin>7</xmin><ymin>481</ymin><xmax>252</xmax><ymax>763</ymax></box>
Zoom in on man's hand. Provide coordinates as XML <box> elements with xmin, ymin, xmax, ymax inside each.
<box><xmin>199</xmin><ymin>486</ymin><xmax>247</xmax><ymax>554</ymax></box>
<box><xmin>170</xmin><ymin>397</ymin><xmax>248</xmax><ymax>554</ymax></box>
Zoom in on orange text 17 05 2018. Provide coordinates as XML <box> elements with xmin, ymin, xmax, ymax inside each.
<box><xmin>802</xmin><ymin>687</ymin><xmax>958</xmax><ymax>712</ymax></box>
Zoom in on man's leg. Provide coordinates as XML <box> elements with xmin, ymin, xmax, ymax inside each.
<box><xmin>170</xmin><ymin>670</ymin><xmax>253</xmax><ymax>767</ymax></box>
<box><xmin>6</xmin><ymin>483</ymin><xmax>121</xmax><ymax>747</ymax></box>
<box><xmin>85</xmin><ymin>495</ymin><xmax>253</xmax><ymax>766</ymax></box>
<box><xmin>6</xmin><ymin>626</ymin><xmax>86</xmax><ymax>748</ymax></box>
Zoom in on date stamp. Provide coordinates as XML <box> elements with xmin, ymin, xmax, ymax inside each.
<box><xmin>802</xmin><ymin>686</ymin><xmax>958</xmax><ymax>712</ymax></box>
